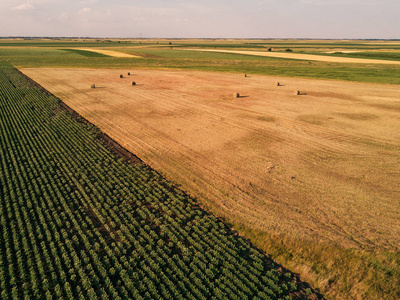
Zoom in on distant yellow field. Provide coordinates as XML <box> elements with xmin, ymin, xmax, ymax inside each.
<box><xmin>78</xmin><ymin>48</ymin><xmax>139</xmax><ymax>58</ymax></box>
<box><xmin>184</xmin><ymin>48</ymin><xmax>400</xmax><ymax>65</ymax></box>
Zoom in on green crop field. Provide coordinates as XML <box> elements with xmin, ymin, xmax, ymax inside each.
<box><xmin>1</xmin><ymin>38</ymin><xmax>400</xmax><ymax>84</ymax></box>
<box><xmin>0</xmin><ymin>63</ymin><xmax>319</xmax><ymax>299</ymax></box>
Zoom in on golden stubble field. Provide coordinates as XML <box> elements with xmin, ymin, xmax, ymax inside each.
<box><xmin>22</xmin><ymin>68</ymin><xmax>400</xmax><ymax>252</ymax></box>
<box><xmin>183</xmin><ymin>49</ymin><xmax>400</xmax><ymax>65</ymax></box>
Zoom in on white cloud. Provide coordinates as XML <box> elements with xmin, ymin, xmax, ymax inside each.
<box><xmin>10</xmin><ymin>0</ymin><xmax>61</xmax><ymax>11</ymax></box>
<box><xmin>11</xmin><ymin>0</ymin><xmax>35</xmax><ymax>10</ymax></box>
<box><xmin>79</xmin><ymin>7</ymin><xmax>91</xmax><ymax>14</ymax></box>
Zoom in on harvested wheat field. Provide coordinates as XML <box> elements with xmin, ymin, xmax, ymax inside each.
<box><xmin>77</xmin><ymin>48</ymin><xmax>139</xmax><ymax>58</ymax></box>
<box><xmin>185</xmin><ymin>49</ymin><xmax>400</xmax><ymax>65</ymax></box>
<box><xmin>22</xmin><ymin>68</ymin><xmax>400</xmax><ymax>251</ymax></box>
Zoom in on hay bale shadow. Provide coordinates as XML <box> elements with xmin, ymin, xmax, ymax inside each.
<box><xmin>294</xmin><ymin>90</ymin><xmax>307</xmax><ymax>96</ymax></box>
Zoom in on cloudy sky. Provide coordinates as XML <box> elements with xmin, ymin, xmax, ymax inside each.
<box><xmin>1</xmin><ymin>0</ymin><xmax>399</xmax><ymax>39</ymax></box>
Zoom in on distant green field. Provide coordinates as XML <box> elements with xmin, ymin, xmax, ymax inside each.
<box><xmin>324</xmin><ymin>51</ymin><xmax>400</xmax><ymax>61</ymax></box>
<box><xmin>1</xmin><ymin>38</ymin><xmax>400</xmax><ymax>50</ymax></box>
<box><xmin>0</xmin><ymin>39</ymin><xmax>159</xmax><ymax>48</ymax></box>
<box><xmin>1</xmin><ymin>41</ymin><xmax>400</xmax><ymax>85</ymax></box>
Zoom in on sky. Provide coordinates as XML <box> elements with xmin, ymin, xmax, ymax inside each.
<box><xmin>1</xmin><ymin>0</ymin><xmax>399</xmax><ymax>39</ymax></box>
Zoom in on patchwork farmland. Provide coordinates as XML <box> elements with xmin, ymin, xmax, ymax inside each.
<box><xmin>0</xmin><ymin>63</ymin><xmax>318</xmax><ymax>299</ymax></box>
<box><xmin>1</xmin><ymin>38</ymin><xmax>400</xmax><ymax>299</ymax></box>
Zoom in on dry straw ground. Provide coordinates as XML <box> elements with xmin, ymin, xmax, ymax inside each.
<box><xmin>184</xmin><ymin>49</ymin><xmax>400</xmax><ymax>65</ymax></box>
<box><xmin>22</xmin><ymin>68</ymin><xmax>400</xmax><ymax>298</ymax></box>
<box><xmin>77</xmin><ymin>48</ymin><xmax>139</xmax><ymax>58</ymax></box>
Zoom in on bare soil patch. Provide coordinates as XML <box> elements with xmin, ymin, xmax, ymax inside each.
<box><xmin>21</xmin><ymin>68</ymin><xmax>400</xmax><ymax>251</ymax></box>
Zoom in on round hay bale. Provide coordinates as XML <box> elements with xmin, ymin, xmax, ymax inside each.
<box><xmin>131</xmin><ymin>82</ymin><xmax>136</xmax><ymax>86</ymax></box>
<box><xmin>90</xmin><ymin>84</ymin><xmax>95</xmax><ymax>89</ymax></box>
<box><xmin>233</xmin><ymin>92</ymin><xmax>240</xmax><ymax>98</ymax></box>
<box><xmin>294</xmin><ymin>90</ymin><xmax>300</xmax><ymax>95</ymax></box>
<box><xmin>127</xmin><ymin>72</ymin><xmax>130</xmax><ymax>76</ymax></box>
<box><xmin>244</xmin><ymin>74</ymin><xmax>247</xmax><ymax>77</ymax></box>
<box><xmin>120</xmin><ymin>74</ymin><xmax>123</xmax><ymax>78</ymax></box>
<box><xmin>276</xmin><ymin>82</ymin><xmax>280</xmax><ymax>86</ymax></box>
